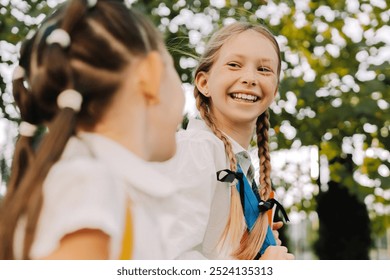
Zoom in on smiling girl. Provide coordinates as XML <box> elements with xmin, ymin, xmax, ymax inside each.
<box><xmin>154</xmin><ymin>22</ymin><xmax>294</xmax><ymax>260</ymax></box>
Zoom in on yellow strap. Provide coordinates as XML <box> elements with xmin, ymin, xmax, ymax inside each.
<box><xmin>119</xmin><ymin>207</ymin><xmax>133</xmax><ymax>259</ymax></box>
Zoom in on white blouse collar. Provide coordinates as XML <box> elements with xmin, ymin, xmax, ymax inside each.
<box><xmin>186</xmin><ymin>118</ymin><xmax>253</xmax><ymax>175</ymax></box>
<box><xmin>187</xmin><ymin>118</ymin><xmax>249</xmax><ymax>154</ymax></box>
<box><xmin>76</xmin><ymin>132</ymin><xmax>177</xmax><ymax>198</ymax></box>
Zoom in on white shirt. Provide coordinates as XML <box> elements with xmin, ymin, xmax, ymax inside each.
<box><xmin>14</xmin><ymin>132</ymin><xmax>178</xmax><ymax>259</ymax></box>
<box><xmin>152</xmin><ymin>118</ymin><xmax>255</xmax><ymax>259</ymax></box>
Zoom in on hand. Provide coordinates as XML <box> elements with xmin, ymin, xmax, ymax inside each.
<box><xmin>272</xmin><ymin>221</ymin><xmax>283</xmax><ymax>246</ymax></box>
<box><xmin>260</xmin><ymin>245</ymin><xmax>295</xmax><ymax>260</ymax></box>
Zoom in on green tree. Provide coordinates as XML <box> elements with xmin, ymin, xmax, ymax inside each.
<box><xmin>132</xmin><ymin>0</ymin><xmax>390</xmax><ymax>257</ymax></box>
<box><xmin>268</xmin><ymin>0</ymin><xmax>390</xmax><ymax>250</ymax></box>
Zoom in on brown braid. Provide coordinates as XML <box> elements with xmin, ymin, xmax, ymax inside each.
<box><xmin>6</xmin><ymin>35</ymin><xmax>41</xmax><ymax>198</ymax></box>
<box><xmin>6</xmin><ymin>80</ymin><xmax>38</xmax><ymax>197</ymax></box>
<box><xmin>0</xmin><ymin>0</ymin><xmax>89</xmax><ymax>259</ymax></box>
<box><xmin>231</xmin><ymin>110</ymin><xmax>272</xmax><ymax>259</ymax></box>
<box><xmin>195</xmin><ymin>93</ymin><xmax>237</xmax><ymax>171</ymax></box>
<box><xmin>256</xmin><ymin>110</ymin><xmax>272</xmax><ymax>199</ymax></box>
<box><xmin>193</xmin><ymin>22</ymin><xmax>281</xmax><ymax>259</ymax></box>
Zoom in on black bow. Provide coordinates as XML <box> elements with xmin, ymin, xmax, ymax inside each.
<box><xmin>217</xmin><ymin>169</ymin><xmax>290</xmax><ymax>223</ymax></box>
<box><xmin>258</xmin><ymin>198</ymin><xmax>290</xmax><ymax>222</ymax></box>
<box><xmin>216</xmin><ymin>169</ymin><xmax>245</xmax><ymax>213</ymax></box>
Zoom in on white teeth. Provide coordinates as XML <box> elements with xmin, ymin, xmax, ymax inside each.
<box><xmin>231</xmin><ymin>93</ymin><xmax>258</xmax><ymax>102</ymax></box>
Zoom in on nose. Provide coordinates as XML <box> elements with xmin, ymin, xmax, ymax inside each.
<box><xmin>240</xmin><ymin>69</ymin><xmax>257</xmax><ymax>86</ymax></box>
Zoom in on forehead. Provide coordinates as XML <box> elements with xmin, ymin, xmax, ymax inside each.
<box><xmin>217</xmin><ymin>29</ymin><xmax>279</xmax><ymax>65</ymax></box>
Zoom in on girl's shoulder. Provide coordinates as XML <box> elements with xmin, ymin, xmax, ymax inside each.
<box><xmin>50</xmin><ymin>135</ymin><xmax>112</xmax><ymax>179</ymax></box>
<box><xmin>33</xmin><ymin>136</ymin><xmax>127</xmax><ymax>260</ymax></box>
<box><xmin>44</xmin><ymin>135</ymin><xmax>121</xmax><ymax>201</ymax></box>
<box><xmin>177</xmin><ymin>118</ymin><xmax>224</xmax><ymax>148</ymax></box>
<box><xmin>163</xmin><ymin>118</ymin><xmax>226</xmax><ymax>172</ymax></box>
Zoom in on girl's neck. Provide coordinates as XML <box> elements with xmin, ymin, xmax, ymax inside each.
<box><xmin>215</xmin><ymin>119</ymin><xmax>256</xmax><ymax>149</ymax></box>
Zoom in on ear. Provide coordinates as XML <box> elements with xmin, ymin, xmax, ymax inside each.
<box><xmin>138</xmin><ymin>51</ymin><xmax>163</xmax><ymax>105</ymax></box>
<box><xmin>195</xmin><ymin>71</ymin><xmax>209</xmax><ymax>97</ymax></box>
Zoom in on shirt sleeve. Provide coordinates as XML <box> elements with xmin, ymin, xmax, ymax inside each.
<box><xmin>152</xmin><ymin>132</ymin><xmax>219</xmax><ymax>259</ymax></box>
<box><xmin>30</xmin><ymin>157</ymin><xmax>126</xmax><ymax>259</ymax></box>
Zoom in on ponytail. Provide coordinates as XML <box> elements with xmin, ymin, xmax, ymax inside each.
<box><xmin>0</xmin><ymin>0</ymin><xmax>88</xmax><ymax>259</ymax></box>
<box><xmin>6</xmin><ymin>76</ymin><xmax>39</xmax><ymax>197</ymax></box>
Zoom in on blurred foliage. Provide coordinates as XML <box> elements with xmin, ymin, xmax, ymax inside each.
<box><xmin>0</xmin><ymin>0</ymin><xmax>389</xmax><ymax>251</ymax></box>
<box><xmin>136</xmin><ymin>0</ymin><xmax>390</xmax><ymax>225</ymax></box>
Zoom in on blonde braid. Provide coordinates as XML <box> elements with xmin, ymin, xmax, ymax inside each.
<box><xmin>194</xmin><ymin>91</ymin><xmax>245</xmax><ymax>252</ymax></box>
<box><xmin>196</xmin><ymin>100</ymin><xmax>237</xmax><ymax>171</ymax></box>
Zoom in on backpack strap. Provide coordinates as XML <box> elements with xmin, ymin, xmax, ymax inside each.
<box><xmin>119</xmin><ymin>206</ymin><xmax>132</xmax><ymax>259</ymax></box>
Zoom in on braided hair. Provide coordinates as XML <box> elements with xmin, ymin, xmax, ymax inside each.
<box><xmin>0</xmin><ymin>0</ymin><xmax>163</xmax><ymax>259</ymax></box>
<box><xmin>193</xmin><ymin>22</ymin><xmax>281</xmax><ymax>259</ymax></box>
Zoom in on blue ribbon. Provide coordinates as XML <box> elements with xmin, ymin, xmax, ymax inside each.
<box><xmin>217</xmin><ymin>165</ymin><xmax>290</xmax><ymax>258</ymax></box>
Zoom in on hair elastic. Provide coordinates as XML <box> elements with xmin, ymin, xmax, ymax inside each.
<box><xmin>46</xmin><ymin>29</ymin><xmax>71</xmax><ymax>48</ymax></box>
<box><xmin>26</xmin><ymin>29</ymin><xmax>37</xmax><ymax>40</ymax></box>
<box><xmin>12</xmin><ymin>66</ymin><xmax>25</xmax><ymax>81</ymax></box>
<box><xmin>87</xmin><ymin>0</ymin><xmax>97</xmax><ymax>8</ymax></box>
<box><xmin>19</xmin><ymin>121</ymin><xmax>38</xmax><ymax>137</ymax></box>
<box><xmin>57</xmin><ymin>89</ymin><xmax>83</xmax><ymax>112</ymax></box>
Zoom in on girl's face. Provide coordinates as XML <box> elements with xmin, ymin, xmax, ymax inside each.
<box><xmin>148</xmin><ymin>48</ymin><xmax>184</xmax><ymax>161</ymax></box>
<box><xmin>199</xmin><ymin>29</ymin><xmax>279</xmax><ymax>128</ymax></box>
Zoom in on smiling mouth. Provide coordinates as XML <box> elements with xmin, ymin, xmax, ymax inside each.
<box><xmin>230</xmin><ymin>93</ymin><xmax>259</xmax><ymax>102</ymax></box>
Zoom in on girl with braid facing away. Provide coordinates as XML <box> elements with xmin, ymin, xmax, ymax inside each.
<box><xmin>154</xmin><ymin>22</ymin><xmax>294</xmax><ymax>260</ymax></box>
<box><xmin>0</xmin><ymin>0</ymin><xmax>184</xmax><ymax>259</ymax></box>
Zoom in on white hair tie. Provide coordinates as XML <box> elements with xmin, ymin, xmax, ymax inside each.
<box><xmin>26</xmin><ymin>29</ymin><xmax>36</xmax><ymax>40</ymax></box>
<box><xmin>13</xmin><ymin>66</ymin><xmax>25</xmax><ymax>81</ymax></box>
<box><xmin>19</xmin><ymin>121</ymin><xmax>37</xmax><ymax>137</ymax></box>
<box><xmin>57</xmin><ymin>89</ymin><xmax>83</xmax><ymax>112</ymax></box>
<box><xmin>87</xmin><ymin>0</ymin><xmax>97</xmax><ymax>8</ymax></box>
<box><xmin>46</xmin><ymin>29</ymin><xmax>71</xmax><ymax>48</ymax></box>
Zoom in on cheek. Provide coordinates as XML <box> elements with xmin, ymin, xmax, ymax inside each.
<box><xmin>174</xmin><ymin>84</ymin><xmax>185</xmax><ymax>121</ymax></box>
<box><xmin>167</xmin><ymin>72</ymin><xmax>185</xmax><ymax>113</ymax></box>
<box><xmin>176</xmin><ymin>86</ymin><xmax>185</xmax><ymax>114</ymax></box>
<box><xmin>167</xmin><ymin>87</ymin><xmax>184</xmax><ymax>124</ymax></box>
<box><xmin>262</xmin><ymin>78</ymin><xmax>278</xmax><ymax>96</ymax></box>
<box><xmin>150</xmin><ymin>111</ymin><xmax>177</xmax><ymax>161</ymax></box>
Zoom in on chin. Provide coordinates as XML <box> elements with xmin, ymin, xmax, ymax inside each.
<box><xmin>151</xmin><ymin>145</ymin><xmax>176</xmax><ymax>162</ymax></box>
